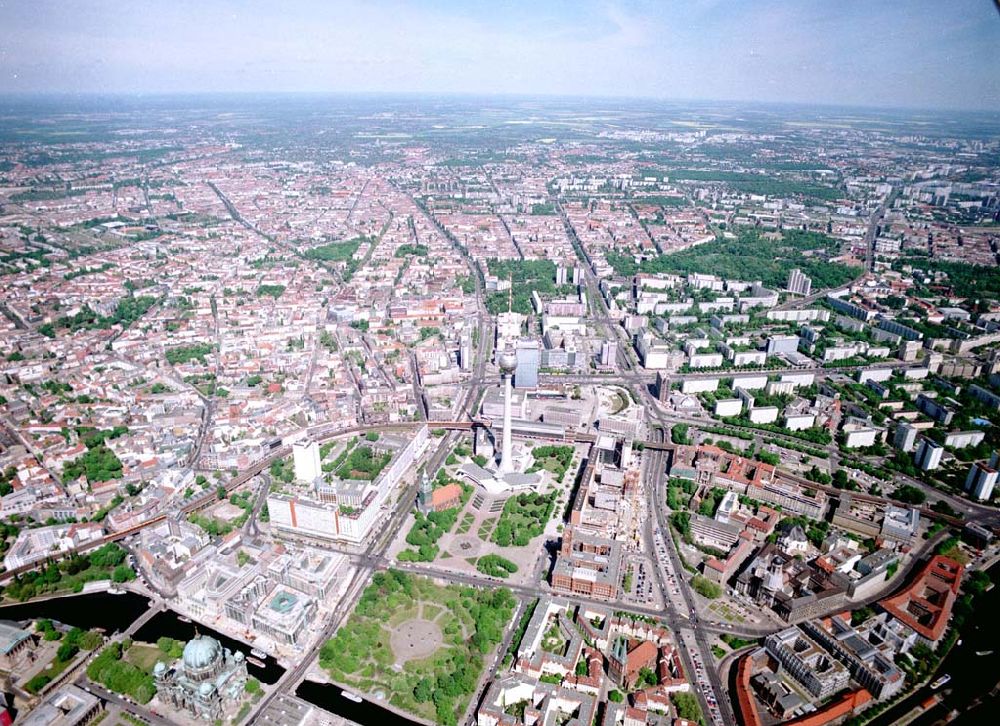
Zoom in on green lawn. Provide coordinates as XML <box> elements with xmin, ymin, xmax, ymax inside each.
<box><xmin>26</xmin><ymin>654</ymin><xmax>75</xmax><ymax>693</ymax></box>
<box><xmin>477</xmin><ymin>517</ymin><xmax>497</xmax><ymax>541</ymax></box>
<box><xmin>124</xmin><ymin>643</ymin><xmax>163</xmax><ymax>673</ymax></box>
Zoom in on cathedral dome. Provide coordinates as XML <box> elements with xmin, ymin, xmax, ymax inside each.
<box><xmin>183</xmin><ymin>636</ymin><xmax>222</xmax><ymax>670</ymax></box>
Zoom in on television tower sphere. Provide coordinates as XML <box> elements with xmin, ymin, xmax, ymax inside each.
<box><xmin>498</xmin><ymin>351</ymin><xmax>517</xmax><ymax>373</ymax></box>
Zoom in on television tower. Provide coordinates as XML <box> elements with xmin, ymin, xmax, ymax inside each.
<box><xmin>497</xmin><ymin>277</ymin><xmax>516</xmax><ymax>475</ymax></box>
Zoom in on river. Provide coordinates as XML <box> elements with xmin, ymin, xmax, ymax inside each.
<box><xmin>0</xmin><ymin>591</ymin><xmax>285</xmax><ymax>684</ymax></box>
<box><xmin>871</xmin><ymin>562</ymin><xmax>1000</xmax><ymax>725</ymax></box>
<box><xmin>0</xmin><ymin>591</ymin><xmax>150</xmax><ymax>632</ymax></box>
<box><xmin>296</xmin><ymin>680</ymin><xmax>423</xmax><ymax>726</ymax></box>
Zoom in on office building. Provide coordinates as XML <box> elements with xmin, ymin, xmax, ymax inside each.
<box><xmin>878</xmin><ymin>556</ymin><xmax>963</xmax><ymax>647</ymax></box>
<box><xmin>766</xmin><ymin>335</ymin><xmax>800</xmax><ymax>356</ymax></box>
<box><xmin>514</xmin><ymin>339</ymin><xmax>540</xmax><ymax>389</ymax></box>
<box><xmin>269</xmin><ymin>427</ymin><xmax>429</xmax><ymax>544</ymax></box>
<box><xmin>764</xmin><ymin>627</ymin><xmax>850</xmax><ymax>699</ymax></box>
<box><xmin>292</xmin><ymin>439</ymin><xmax>321</xmax><ymax>483</ymax></box>
<box><xmin>600</xmin><ymin>340</ymin><xmax>618</xmax><ymax>367</ymax></box>
<box><xmin>251</xmin><ymin>588</ymin><xmax>317</xmax><ymax>646</ymax></box>
<box><xmin>801</xmin><ymin>619</ymin><xmax>905</xmax><ymax>700</ymax></box>
<box><xmin>459</xmin><ymin>335</ymin><xmax>473</xmax><ymax>371</ymax></box>
<box><xmin>655</xmin><ymin>371</ymin><xmax>670</xmax><ymax>402</ymax></box>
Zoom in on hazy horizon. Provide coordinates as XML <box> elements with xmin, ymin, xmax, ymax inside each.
<box><xmin>0</xmin><ymin>90</ymin><xmax>998</xmax><ymax>116</ymax></box>
<box><xmin>3</xmin><ymin>0</ymin><xmax>999</xmax><ymax>112</ymax></box>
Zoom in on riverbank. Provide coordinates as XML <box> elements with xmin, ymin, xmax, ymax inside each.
<box><xmin>869</xmin><ymin>561</ymin><xmax>999</xmax><ymax>725</ymax></box>
<box><xmin>0</xmin><ymin>590</ymin><xmax>151</xmax><ymax>631</ymax></box>
<box><xmin>0</xmin><ymin>590</ymin><xmax>286</xmax><ymax>685</ymax></box>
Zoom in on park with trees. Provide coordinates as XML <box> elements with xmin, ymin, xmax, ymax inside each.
<box><xmin>483</xmin><ymin>259</ymin><xmax>578</xmax><ymax>315</ymax></box>
<box><xmin>61</xmin><ymin>426</ymin><xmax>129</xmax><ymax>485</ymax></box>
<box><xmin>318</xmin><ymin>570</ymin><xmax>515</xmax><ymax>726</ymax></box>
<box><xmin>87</xmin><ymin>640</ymin><xmax>156</xmax><ymax>704</ymax></box>
<box><xmin>24</xmin><ymin>623</ymin><xmax>104</xmax><ymax>693</ymax></box>
<box><xmin>492</xmin><ymin>491</ymin><xmax>556</xmax><ymax>547</ymax></box>
<box><xmin>1</xmin><ymin>542</ymin><xmax>135</xmax><ymax>602</ymax></box>
<box><xmin>607</xmin><ymin>227</ymin><xmax>859</xmax><ymax>291</ymax></box>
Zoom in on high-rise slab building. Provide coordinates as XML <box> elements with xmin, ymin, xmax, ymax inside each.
<box><xmin>292</xmin><ymin>439</ymin><xmax>321</xmax><ymax>483</ymax></box>
<box><xmin>915</xmin><ymin>438</ymin><xmax>944</xmax><ymax>471</ymax></box>
<box><xmin>515</xmin><ymin>339</ymin><xmax>540</xmax><ymax>389</ymax></box>
<box><xmin>965</xmin><ymin>462</ymin><xmax>997</xmax><ymax>501</ymax></box>
<box><xmin>600</xmin><ymin>340</ymin><xmax>618</xmax><ymax>367</ymax></box>
<box><xmin>787</xmin><ymin>268</ymin><xmax>812</xmax><ymax>296</ymax></box>
<box><xmin>893</xmin><ymin>422</ymin><xmax>918</xmax><ymax>453</ymax></box>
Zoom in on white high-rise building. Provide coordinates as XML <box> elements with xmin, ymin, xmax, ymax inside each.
<box><xmin>787</xmin><ymin>268</ymin><xmax>812</xmax><ymax>296</ymax></box>
<box><xmin>893</xmin><ymin>422</ymin><xmax>919</xmax><ymax>453</ymax></box>
<box><xmin>965</xmin><ymin>462</ymin><xmax>997</xmax><ymax>501</ymax></box>
<box><xmin>915</xmin><ymin>438</ymin><xmax>944</xmax><ymax>471</ymax></box>
<box><xmin>459</xmin><ymin>335</ymin><xmax>473</xmax><ymax>371</ymax></box>
<box><xmin>600</xmin><ymin>340</ymin><xmax>618</xmax><ymax>367</ymax></box>
<box><xmin>292</xmin><ymin>439</ymin><xmax>321</xmax><ymax>483</ymax></box>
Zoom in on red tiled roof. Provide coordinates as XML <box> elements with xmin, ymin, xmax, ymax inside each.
<box><xmin>879</xmin><ymin>555</ymin><xmax>963</xmax><ymax>642</ymax></box>
<box><xmin>626</xmin><ymin>640</ymin><xmax>658</xmax><ymax>678</ymax></box>
<box><xmin>431</xmin><ymin>483</ymin><xmax>462</xmax><ymax>508</ymax></box>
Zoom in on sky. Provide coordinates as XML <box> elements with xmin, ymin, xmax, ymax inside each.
<box><xmin>1</xmin><ymin>0</ymin><xmax>999</xmax><ymax>111</ymax></box>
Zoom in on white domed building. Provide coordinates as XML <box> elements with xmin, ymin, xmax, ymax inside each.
<box><xmin>153</xmin><ymin>634</ymin><xmax>248</xmax><ymax>720</ymax></box>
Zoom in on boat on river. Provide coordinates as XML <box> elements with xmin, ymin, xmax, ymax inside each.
<box><xmin>931</xmin><ymin>674</ymin><xmax>951</xmax><ymax>690</ymax></box>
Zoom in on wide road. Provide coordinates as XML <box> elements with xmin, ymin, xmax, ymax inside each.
<box><xmin>76</xmin><ymin>679</ymin><xmax>175</xmax><ymax>726</ymax></box>
<box><xmin>647</xmin><ymin>444</ymin><xmax>735</xmax><ymax>726</ymax></box>
<box><xmin>253</xmin><ymin>183</ymin><xmax>496</xmax><ymax>718</ymax></box>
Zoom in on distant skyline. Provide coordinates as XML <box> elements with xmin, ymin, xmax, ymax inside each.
<box><xmin>2</xmin><ymin>0</ymin><xmax>999</xmax><ymax>111</ymax></box>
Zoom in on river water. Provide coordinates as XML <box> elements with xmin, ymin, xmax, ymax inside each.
<box><xmin>871</xmin><ymin>562</ymin><xmax>1000</xmax><ymax>725</ymax></box>
<box><xmin>296</xmin><ymin>680</ymin><xmax>422</xmax><ymax>726</ymax></box>
<box><xmin>0</xmin><ymin>591</ymin><xmax>150</xmax><ymax>631</ymax></box>
<box><xmin>0</xmin><ymin>591</ymin><xmax>284</xmax><ymax>684</ymax></box>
